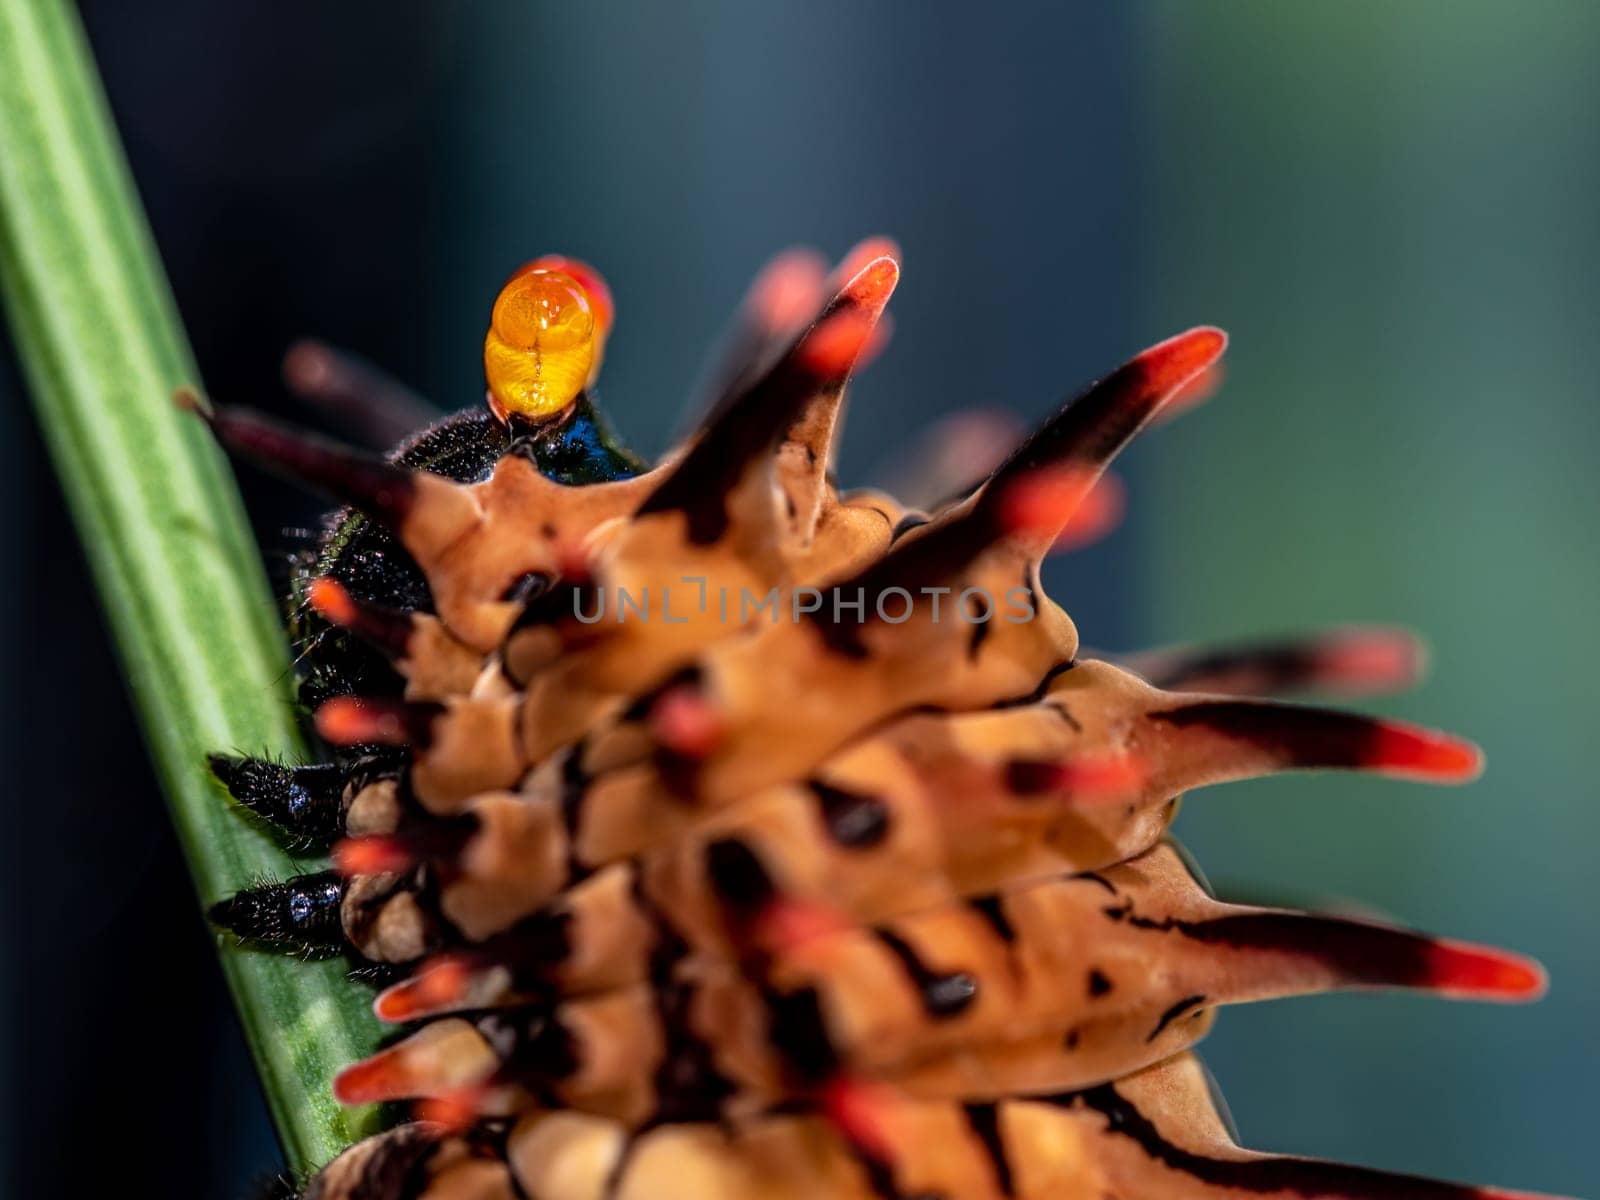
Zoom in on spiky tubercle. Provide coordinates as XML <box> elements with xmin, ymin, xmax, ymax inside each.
<box><xmin>200</xmin><ymin>241</ymin><xmax>1572</xmax><ymax>1200</ymax></box>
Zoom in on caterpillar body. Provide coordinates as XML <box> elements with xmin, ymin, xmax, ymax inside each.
<box><xmin>198</xmin><ymin>243</ymin><xmax>1568</xmax><ymax>1200</ymax></box>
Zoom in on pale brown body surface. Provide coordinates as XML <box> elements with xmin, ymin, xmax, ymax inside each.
<box><xmin>204</xmin><ymin>246</ymin><xmax>1564</xmax><ymax>1200</ymax></box>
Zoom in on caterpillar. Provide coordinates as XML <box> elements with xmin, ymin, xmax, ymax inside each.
<box><xmin>196</xmin><ymin>241</ymin><xmax>1571</xmax><ymax>1200</ymax></box>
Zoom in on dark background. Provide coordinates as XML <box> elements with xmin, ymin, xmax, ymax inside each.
<box><xmin>2</xmin><ymin>3</ymin><xmax>1594</xmax><ymax>1197</ymax></box>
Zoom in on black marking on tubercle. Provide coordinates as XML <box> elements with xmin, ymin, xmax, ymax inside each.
<box><xmin>558</xmin><ymin>743</ymin><xmax>593</xmax><ymax>884</ymax></box>
<box><xmin>705</xmin><ymin>837</ymin><xmax>778</xmax><ymax>911</ymax></box>
<box><xmin>1077</xmin><ymin>871</ymin><xmax>1118</xmax><ymax>896</ymax></box>
<box><xmin>1100</xmin><ymin>903</ymin><xmax>1438</xmax><ymax>989</ymax></box>
<box><xmin>993</xmin><ymin>659</ymin><xmax>1076</xmax><ymax>709</ymax></box>
<box><xmin>766</xmin><ymin>987</ymin><xmax>838</xmax><ymax>1082</ymax></box>
<box><xmin>891</xmin><ymin>513</ymin><xmax>930</xmax><ymax>540</ymax></box>
<box><xmin>875</xmin><ymin>928</ymin><xmax>978</xmax><ymax>1018</ymax></box>
<box><xmin>1150</xmin><ymin>700</ymin><xmax>1377</xmax><ymax>769</ymax></box>
<box><xmin>962</xmin><ymin>1103</ymin><xmax>1016</xmax><ymax>1198</ymax></box>
<box><xmin>1143</xmin><ymin>641</ymin><xmax>1322</xmax><ymax>693</ymax></box>
<box><xmin>810</xmin><ymin>779</ymin><xmax>891</xmax><ymax>848</ymax></box>
<box><xmin>969</xmin><ymin>894</ymin><xmax>1016</xmax><ymax>943</ymax></box>
<box><xmin>1087</xmin><ymin>968</ymin><xmax>1114</xmax><ymax>998</ymax></box>
<box><xmin>650</xmin><ymin>977</ymin><xmax>739</xmax><ymax>1123</ymax></box>
<box><xmin>966</xmin><ymin>609</ymin><xmax>992</xmax><ymax>660</ymax></box>
<box><xmin>498</xmin><ymin>1011</ymin><xmax>581</xmax><ymax>1081</ymax></box>
<box><xmin>500</xmin><ymin>570</ymin><xmax>553</xmax><ymax>605</ymax></box>
<box><xmin>1147</xmin><ymin>993</ymin><xmax>1207</xmax><ymax>1042</ymax></box>
<box><xmin>1052</xmin><ymin>1083</ymin><xmax>1487</xmax><ymax>1199</ymax></box>
<box><xmin>1002</xmin><ymin>758</ymin><xmax>1060</xmax><ymax>797</ymax></box>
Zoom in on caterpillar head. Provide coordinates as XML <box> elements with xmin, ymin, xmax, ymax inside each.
<box><xmin>484</xmin><ymin>255</ymin><xmax>615</xmax><ymax>424</ymax></box>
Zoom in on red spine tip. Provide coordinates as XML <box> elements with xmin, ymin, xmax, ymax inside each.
<box><xmin>649</xmin><ymin>685</ymin><xmax>726</xmax><ymax>758</ymax></box>
<box><xmin>996</xmin><ymin>465</ymin><xmax>1098</xmax><ymax>539</ymax></box>
<box><xmin>1152</xmin><ymin>360</ymin><xmax>1226</xmax><ymax>425</ymax></box>
<box><xmin>281</xmin><ymin>339</ymin><xmax>334</xmax><ymax>393</ymax></box>
<box><xmin>315</xmin><ymin>696</ymin><xmax>422</xmax><ymax>747</ymax></box>
<box><xmin>413</xmin><ymin>1089</ymin><xmax>484</xmax><ymax>1133</ymax></box>
<box><xmin>332</xmin><ymin>1051</ymin><xmax>407</xmax><ymax>1105</ymax></box>
<box><xmin>754</xmin><ymin>899</ymin><xmax>852</xmax><ymax>954</ymax></box>
<box><xmin>1136</xmin><ymin>326</ymin><xmax>1229</xmax><ymax>401</ymax></box>
<box><xmin>1313</xmin><ymin>628</ymin><xmax>1425</xmax><ymax>693</ymax></box>
<box><xmin>374</xmin><ymin>956</ymin><xmax>476</xmax><ymax>1022</ymax></box>
<box><xmin>818</xmin><ymin>1078</ymin><xmax>900</xmax><ymax>1162</ymax></box>
<box><xmin>832</xmin><ymin>236</ymin><xmax>903</xmax><ymax>287</ymax></box>
<box><xmin>1059</xmin><ymin>752</ymin><xmax>1146</xmax><ymax>800</ymax></box>
<box><xmin>749</xmin><ymin>247</ymin><xmax>829</xmax><ymax>336</ymax></box>
<box><xmin>1050</xmin><ymin>472</ymin><xmax>1126</xmax><ymax>554</ymax></box>
<box><xmin>307</xmin><ymin>577</ymin><xmax>359</xmax><ymax>627</ymax></box>
<box><xmin>796</xmin><ymin>311</ymin><xmax>892</xmax><ymax>378</ymax></box>
<box><xmin>1426</xmin><ymin>940</ymin><xmax>1548</xmax><ymax>1002</ymax></box>
<box><xmin>843</xmin><ymin>254</ymin><xmax>901</xmax><ymax>305</ymax></box>
<box><xmin>1366</xmin><ymin>721</ymin><xmax>1484</xmax><ymax>783</ymax></box>
<box><xmin>333</xmin><ymin>835</ymin><xmax>416</xmax><ymax>879</ymax></box>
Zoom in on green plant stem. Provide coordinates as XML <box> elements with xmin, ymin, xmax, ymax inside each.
<box><xmin>0</xmin><ymin>0</ymin><xmax>378</xmax><ymax>1171</ymax></box>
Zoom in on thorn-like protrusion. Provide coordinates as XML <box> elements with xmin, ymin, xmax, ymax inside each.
<box><xmin>184</xmin><ymin>400</ymin><xmax>421</xmax><ymax>528</ymax></box>
<box><xmin>308</xmin><ymin>577</ymin><xmax>417</xmax><ymax>659</ymax></box>
<box><xmin>316</xmin><ymin>696</ymin><xmax>442</xmax><ymax>748</ymax></box>
<box><xmin>1124</xmin><ymin>626</ymin><xmax>1426</xmax><ymax>699</ymax></box>
<box><xmin>1147</xmin><ymin>698</ymin><xmax>1483</xmax><ymax>786</ymax></box>
<box><xmin>333</xmin><ymin>1018</ymin><xmax>499</xmax><ymax>1105</ymax></box>
<box><xmin>639</xmin><ymin>254</ymin><xmax>900</xmax><ymax>543</ymax></box>
<box><xmin>977</xmin><ymin>326</ymin><xmax>1228</xmax><ymax>556</ymax></box>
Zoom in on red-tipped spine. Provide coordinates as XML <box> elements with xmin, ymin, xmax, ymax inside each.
<box><xmin>307</xmin><ymin>577</ymin><xmax>416</xmax><ymax>659</ymax></box>
<box><xmin>316</xmin><ymin>696</ymin><xmax>441</xmax><ymax>748</ymax></box>
<box><xmin>648</xmin><ymin>684</ymin><xmax>727</xmax><ymax>759</ymax></box>
<box><xmin>186</xmin><ymin>401</ymin><xmax>419</xmax><ymax>527</ymax></box>
<box><xmin>332</xmin><ymin>834</ymin><xmax>418</xmax><ymax>878</ymax></box>
<box><xmin>374</xmin><ymin>955</ymin><xmax>480</xmax><ymax>1022</ymax></box>
<box><xmin>1186</xmin><ymin>909</ymin><xmax>1546</xmax><ymax>1004</ymax></box>
<box><xmin>1149</xmin><ymin>699</ymin><xmax>1483</xmax><ymax>785</ymax></box>
<box><xmin>1003</xmin><ymin>753</ymin><xmax>1144</xmax><ymax>804</ymax></box>
<box><xmin>1128</xmin><ymin>626</ymin><xmax>1425</xmax><ymax>699</ymax></box>
<box><xmin>748</xmin><ymin>247</ymin><xmax>829</xmax><ymax>338</ymax></box>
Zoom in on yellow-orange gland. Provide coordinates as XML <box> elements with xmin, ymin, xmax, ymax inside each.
<box><xmin>484</xmin><ymin>269</ymin><xmax>596</xmax><ymax>420</ymax></box>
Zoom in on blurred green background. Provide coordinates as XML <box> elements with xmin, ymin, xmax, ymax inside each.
<box><xmin>2</xmin><ymin>2</ymin><xmax>1593</xmax><ymax>1195</ymax></box>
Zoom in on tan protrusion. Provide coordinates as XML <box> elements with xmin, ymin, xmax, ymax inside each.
<box><xmin>419</xmin><ymin>1157</ymin><xmax>519</xmax><ymax>1200</ymax></box>
<box><xmin>343</xmin><ymin>875</ymin><xmax>440</xmax><ymax>963</ymax></box>
<box><xmin>613</xmin><ymin>1118</ymin><xmax>875</xmax><ymax>1200</ymax></box>
<box><xmin>419</xmin><ymin>456</ymin><xmax>662</xmax><ymax>652</ymax></box>
<box><xmin>888</xmin><ymin>1010</ymin><xmax>1218</xmax><ymax>1103</ymax></box>
<box><xmin>402</xmin><ymin>615</ymin><xmax>488</xmax><ymax>700</ymax></box>
<box><xmin>344</xmin><ymin>777</ymin><xmax>403</xmax><ymax>837</ymax></box>
<box><xmin>660</xmin><ymin>573</ymin><xmax>1078</xmax><ymax>805</ymax></box>
<box><xmin>440</xmin><ymin>791</ymin><xmax>569</xmax><ymax>940</ymax></box>
<box><xmin>507</xmin><ymin>1111</ymin><xmax>628</xmax><ymax>1200</ymax></box>
<box><xmin>553</xmin><ymin>988</ymin><xmax>666</xmax><ymax>1126</ymax></box>
<box><xmin>550</xmin><ymin>865</ymin><xmax>659</xmax><ymax>993</ymax></box>
<box><xmin>411</xmin><ymin>696</ymin><xmax>527</xmax><ymax>814</ymax></box>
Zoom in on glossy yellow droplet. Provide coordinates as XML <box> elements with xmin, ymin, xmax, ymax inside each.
<box><xmin>484</xmin><ymin>269</ymin><xmax>595</xmax><ymax>421</ymax></box>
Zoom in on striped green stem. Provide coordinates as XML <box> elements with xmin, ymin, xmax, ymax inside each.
<box><xmin>0</xmin><ymin>0</ymin><xmax>378</xmax><ymax>1172</ymax></box>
